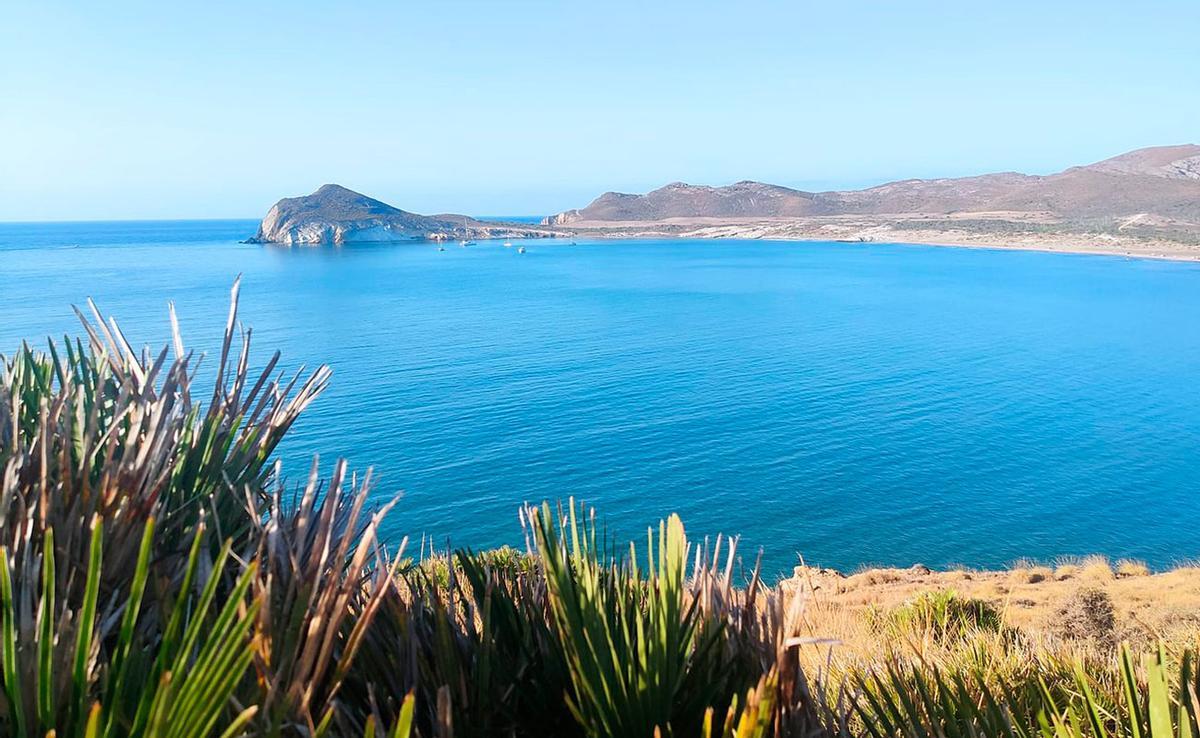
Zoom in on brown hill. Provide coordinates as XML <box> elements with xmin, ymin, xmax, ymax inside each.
<box><xmin>546</xmin><ymin>181</ymin><xmax>824</xmax><ymax>223</ymax></box>
<box><xmin>545</xmin><ymin>145</ymin><xmax>1200</xmax><ymax>229</ymax></box>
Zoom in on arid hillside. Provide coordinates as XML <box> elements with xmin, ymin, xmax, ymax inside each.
<box><xmin>544</xmin><ymin>145</ymin><xmax>1200</xmax><ymax>256</ymax></box>
<box><xmin>781</xmin><ymin>556</ymin><xmax>1200</xmax><ymax>669</ymax></box>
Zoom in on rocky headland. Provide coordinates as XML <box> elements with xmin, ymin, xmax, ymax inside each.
<box><xmin>248</xmin><ymin>184</ymin><xmax>557</xmax><ymax>245</ymax></box>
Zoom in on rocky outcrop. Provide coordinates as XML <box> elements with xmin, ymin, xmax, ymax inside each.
<box><xmin>250</xmin><ymin>184</ymin><xmax>557</xmax><ymax>245</ymax></box>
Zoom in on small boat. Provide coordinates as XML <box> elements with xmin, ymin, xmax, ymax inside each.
<box><xmin>503</xmin><ymin>241</ymin><xmax>513</xmax><ymax>248</ymax></box>
<box><xmin>459</xmin><ymin>239</ymin><xmax>468</xmax><ymax>247</ymax></box>
<box><xmin>437</xmin><ymin>245</ymin><xmax>446</xmax><ymax>252</ymax></box>
<box><xmin>517</xmin><ymin>246</ymin><xmax>526</xmax><ymax>254</ymax></box>
<box><xmin>465</xmin><ymin>240</ymin><xmax>477</xmax><ymax>246</ymax></box>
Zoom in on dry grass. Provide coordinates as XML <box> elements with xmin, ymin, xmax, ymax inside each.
<box><xmin>1078</xmin><ymin>555</ymin><xmax>1116</xmax><ymax>582</ymax></box>
<box><xmin>1054</xmin><ymin>587</ymin><xmax>1116</xmax><ymax>643</ymax></box>
<box><xmin>1117</xmin><ymin>559</ymin><xmax>1151</xmax><ymax>578</ymax></box>
<box><xmin>780</xmin><ymin>560</ymin><xmax>1200</xmax><ymax>683</ymax></box>
<box><xmin>1009</xmin><ymin>561</ymin><xmax>1053</xmax><ymax>584</ymax></box>
<box><xmin>1055</xmin><ymin>563</ymin><xmax>1081</xmax><ymax>580</ymax></box>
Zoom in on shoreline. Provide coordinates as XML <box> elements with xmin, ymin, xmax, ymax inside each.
<box><xmin>792</xmin><ymin>231</ymin><xmax>1200</xmax><ymax>263</ymax></box>
<box><xmin>544</xmin><ymin>216</ymin><xmax>1200</xmax><ymax>262</ymax></box>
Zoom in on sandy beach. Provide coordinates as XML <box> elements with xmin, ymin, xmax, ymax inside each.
<box><xmin>551</xmin><ymin>214</ymin><xmax>1200</xmax><ymax>262</ymax></box>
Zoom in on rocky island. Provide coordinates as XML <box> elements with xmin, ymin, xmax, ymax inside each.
<box><xmin>248</xmin><ymin>184</ymin><xmax>557</xmax><ymax>245</ymax></box>
<box><xmin>545</xmin><ymin>144</ymin><xmax>1200</xmax><ymax>260</ymax></box>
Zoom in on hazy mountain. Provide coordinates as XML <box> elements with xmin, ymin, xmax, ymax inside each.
<box><xmin>545</xmin><ymin>145</ymin><xmax>1200</xmax><ymax>227</ymax></box>
<box><xmin>548</xmin><ymin>181</ymin><xmax>826</xmax><ymax>222</ymax></box>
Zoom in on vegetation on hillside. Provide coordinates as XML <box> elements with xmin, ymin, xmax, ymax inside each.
<box><xmin>1</xmin><ymin>283</ymin><xmax>1197</xmax><ymax>737</ymax></box>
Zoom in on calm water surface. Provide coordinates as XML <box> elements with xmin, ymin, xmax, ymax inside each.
<box><xmin>2</xmin><ymin>220</ymin><xmax>1199</xmax><ymax>575</ymax></box>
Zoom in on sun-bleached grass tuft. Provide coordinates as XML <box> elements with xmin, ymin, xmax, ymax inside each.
<box><xmin>1116</xmin><ymin>559</ymin><xmax>1151</xmax><ymax>578</ymax></box>
<box><xmin>1054</xmin><ymin>563</ymin><xmax>1080</xmax><ymax>580</ymax></box>
<box><xmin>851</xmin><ymin>568</ymin><xmax>903</xmax><ymax>586</ymax></box>
<box><xmin>1009</xmin><ymin>559</ymin><xmax>1054</xmax><ymax>584</ymax></box>
<box><xmin>1079</xmin><ymin>555</ymin><xmax>1115</xmax><ymax>581</ymax></box>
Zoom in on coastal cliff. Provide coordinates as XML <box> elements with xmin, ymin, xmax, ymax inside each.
<box><xmin>249</xmin><ymin>184</ymin><xmax>556</xmax><ymax>245</ymax></box>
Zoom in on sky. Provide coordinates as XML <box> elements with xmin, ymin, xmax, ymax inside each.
<box><xmin>1</xmin><ymin>0</ymin><xmax>1198</xmax><ymax>221</ymax></box>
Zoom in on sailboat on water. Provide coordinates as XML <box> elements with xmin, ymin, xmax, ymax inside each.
<box><xmin>458</xmin><ymin>215</ymin><xmax>474</xmax><ymax>246</ymax></box>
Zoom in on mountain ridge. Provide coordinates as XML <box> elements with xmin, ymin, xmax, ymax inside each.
<box><xmin>544</xmin><ymin>145</ymin><xmax>1200</xmax><ymax>227</ymax></box>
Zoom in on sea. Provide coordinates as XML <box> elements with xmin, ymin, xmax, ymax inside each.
<box><xmin>2</xmin><ymin>218</ymin><xmax>1199</xmax><ymax>576</ymax></box>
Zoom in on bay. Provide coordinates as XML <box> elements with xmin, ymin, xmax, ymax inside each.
<box><xmin>2</xmin><ymin>219</ymin><xmax>1198</xmax><ymax>575</ymax></box>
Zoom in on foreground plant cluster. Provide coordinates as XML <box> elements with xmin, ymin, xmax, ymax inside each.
<box><xmin>1</xmin><ymin>285</ymin><xmax>1197</xmax><ymax>738</ymax></box>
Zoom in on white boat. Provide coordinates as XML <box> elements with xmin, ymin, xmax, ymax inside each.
<box><xmin>503</xmin><ymin>241</ymin><xmax>513</xmax><ymax>247</ymax></box>
<box><xmin>517</xmin><ymin>246</ymin><xmax>526</xmax><ymax>254</ymax></box>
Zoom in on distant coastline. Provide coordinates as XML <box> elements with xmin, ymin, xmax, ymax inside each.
<box><xmin>247</xmin><ymin>144</ymin><xmax>1200</xmax><ymax>262</ymax></box>
<box><xmin>536</xmin><ymin>143</ymin><xmax>1200</xmax><ymax>262</ymax></box>
<box><xmin>539</xmin><ymin>216</ymin><xmax>1200</xmax><ymax>262</ymax></box>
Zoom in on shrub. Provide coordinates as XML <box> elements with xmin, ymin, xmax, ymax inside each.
<box><xmin>1054</xmin><ymin>587</ymin><xmax>1116</xmax><ymax>644</ymax></box>
<box><xmin>529</xmin><ymin>500</ymin><xmax>774</xmax><ymax>738</ymax></box>
<box><xmin>854</xmin><ymin>646</ymin><xmax>1200</xmax><ymax>738</ymax></box>
<box><xmin>0</xmin><ymin>283</ymin><xmax>325</xmax><ymax>738</ymax></box>
<box><xmin>875</xmin><ymin>590</ymin><xmax>1002</xmax><ymax>643</ymax></box>
<box><xmin>1079</xmin><ymin>555</ymin><xmax>1115</xmax><ymax>581</ymax></box>
<box><xmin>0</xmin><ymin>516</ymin><xmax>260</xmax><ymax>738</ymax></box>
<box><xmin>1010</xmin><ymin>561</ymin><xmax>1053</xmax><ymax>584</ymax></box>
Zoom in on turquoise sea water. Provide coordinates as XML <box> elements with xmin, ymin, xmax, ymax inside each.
<box><xmin>2</xmin><ymin>219</ymin><xmax>1199</xmax><ymax>576</ymax></box>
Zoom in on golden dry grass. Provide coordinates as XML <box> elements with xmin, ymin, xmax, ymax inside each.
<box><xmin>1076</xmin><ymin>555</ymin><xmax>1116</xmax><ymax>582</ymax></box>
<box><xmin>778</xmin><ymin>562</ymin><xmax>1200</xmax><ymax>681</ymax></box>
<box><xmin>1117</xmin><ymin>559</ymin><xmax>1151</xmax><ymax>578</ymax></box>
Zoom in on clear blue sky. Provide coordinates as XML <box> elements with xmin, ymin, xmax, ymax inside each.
<box><xmin>2</xmin><ymin>0</ymin><xmax>1197</xmax><ymax>221</ymax></box>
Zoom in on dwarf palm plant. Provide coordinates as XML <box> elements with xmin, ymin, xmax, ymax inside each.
<box><xmin>0</xmin><ymin>282</ymin><xmax>326</xmax><ymax>737</ymax></box>
<box><xmin>530</xmin><ymin>501</ymin><xmax>704</xmax><ymax>737</ymax></box>
<box><xmin>529</xmin><ymin>499</ymin><xmax>772</xmax><ymax>738</ymax></box>
<box><xmin>245</xmin><ymin>461</ymin><xmax>400</xmax><ymax>737</ymax></box>
<box><xmin>0</xmin><ymin>279</ymin><xmax>328</xmax><ymax>610</ymax></box>
<box><xmin>0</xmin><ymin>516</ymin><xmax>259</xmax><ymax>737</ymax></box>
<box><xmin>1048</xmin><ymin>647</ymin><xmax>1200</xmax><ymax>738</ymax></box>
<box><xmin>851</xmin><ymin>645</ymin><xmax>1200</xmax><ymax>738</ymax></box>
